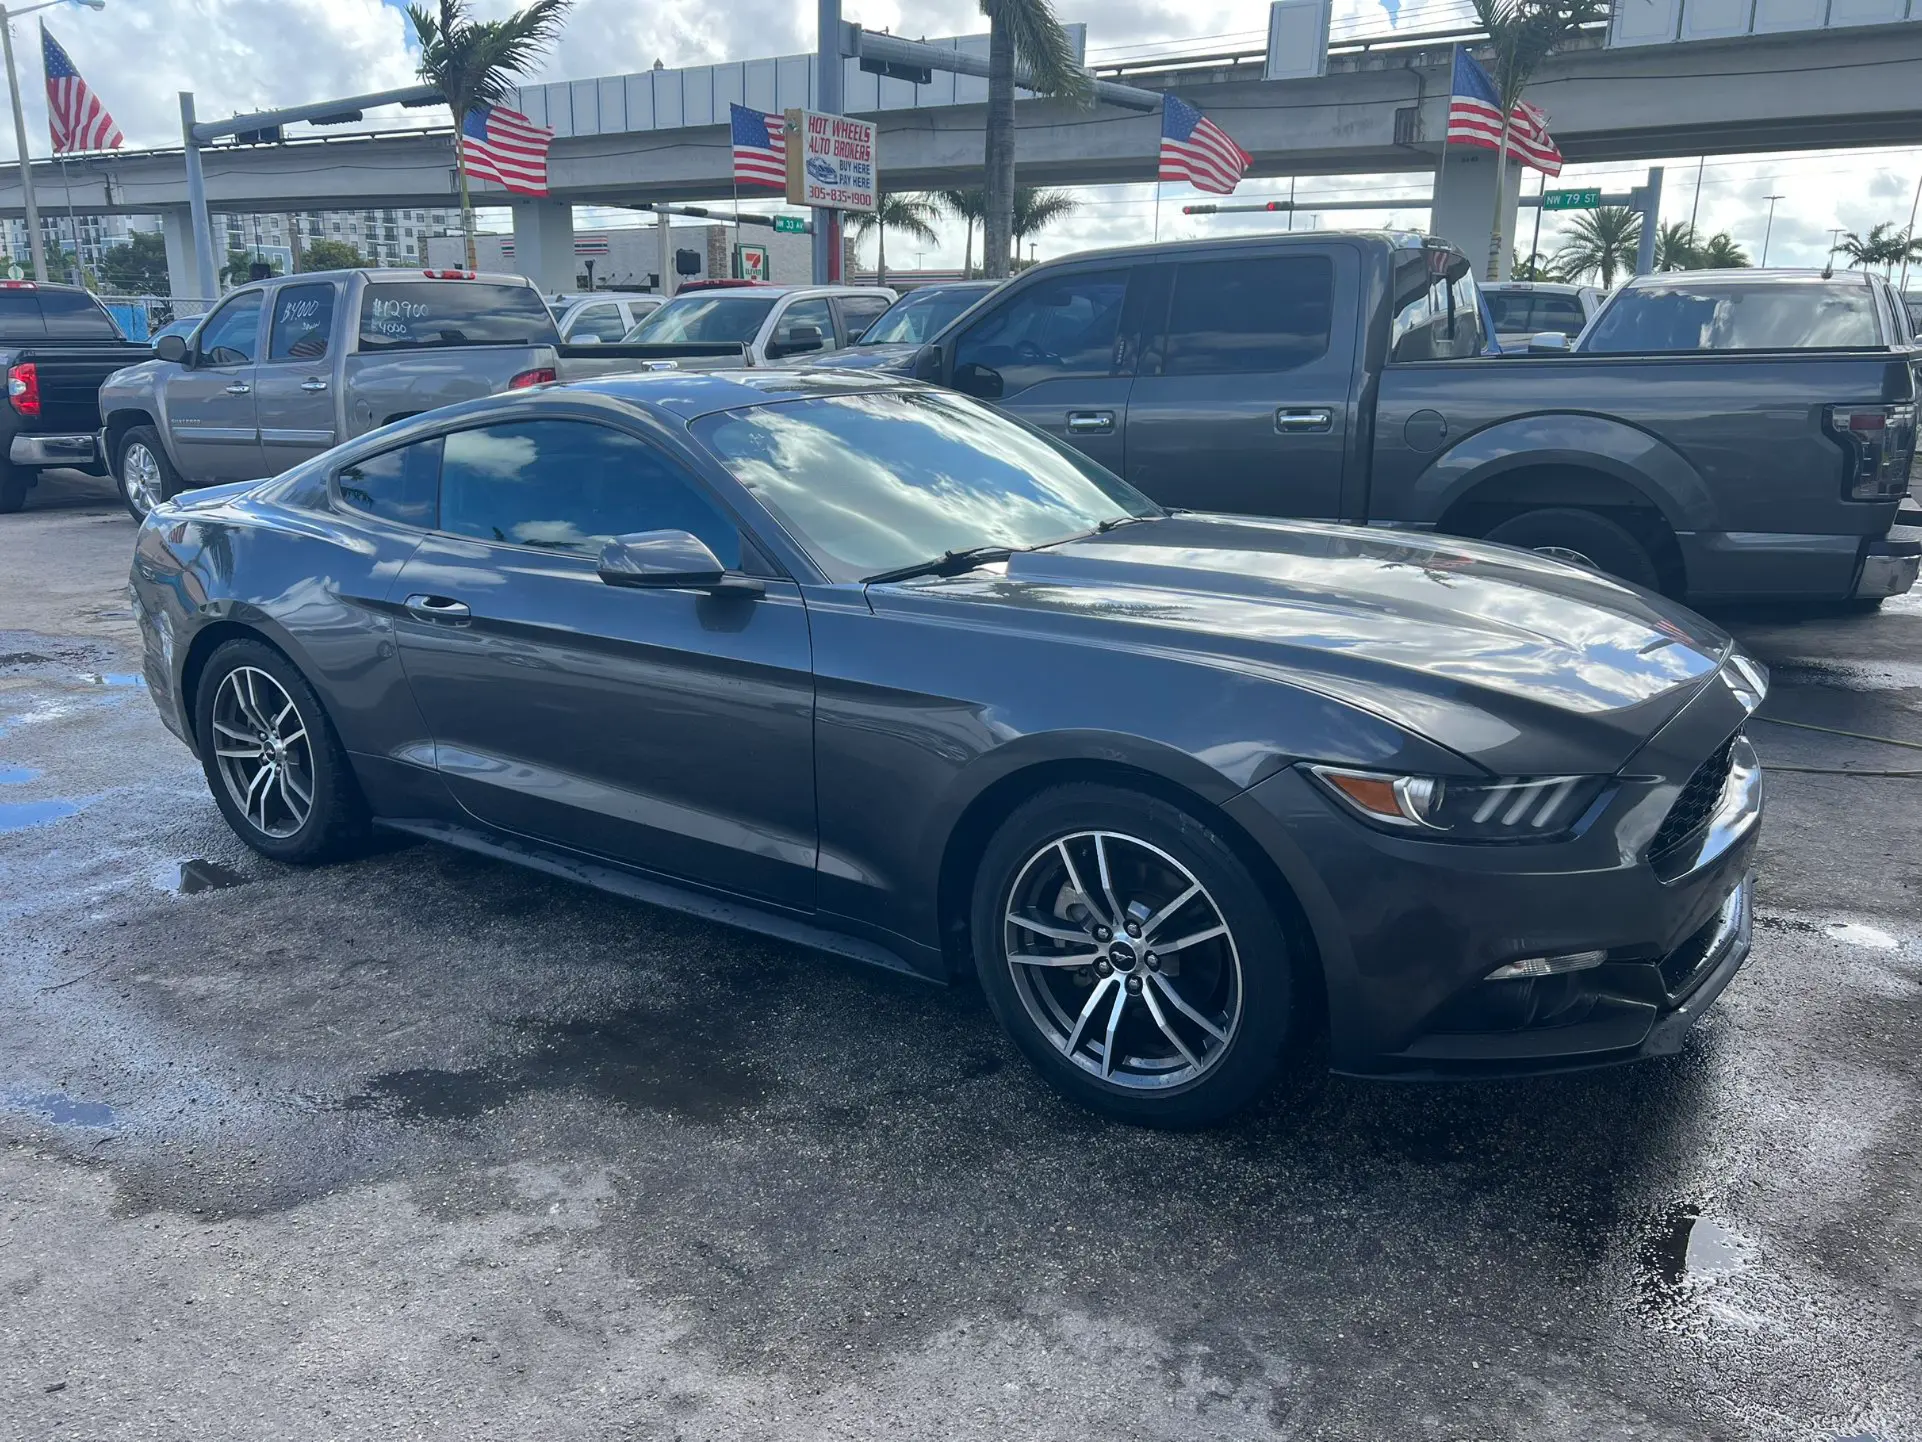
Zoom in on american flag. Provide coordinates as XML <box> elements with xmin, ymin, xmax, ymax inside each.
<box><xmin>459</xmin><ymin>103</ymin><xmax>554</xmax><ymax>196</ymax></box>
<box><xmin>1158</xmin><ymin>95</ymin><xmax>1251</xmax><ymax>196</ymax></box>
<box><xmin>1446</xmin><ymin>48</ymin><xmax>1562</xmax><ymax>177</ymax></box>
<box><xmin>41</xmin><ymin>24</ymin><xmax>121</xmax><ymax>154</ymax></box>
<box><xmin>730</xmin><ymin>104</ymin><xmax>787</xmax><ymax>190</ymax></box>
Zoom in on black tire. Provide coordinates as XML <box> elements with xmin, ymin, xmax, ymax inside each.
<box><xmin>0</xmin><ymin>462</ymin><xmax>29</xmax><ymax>514</ymax></box>
<box><xmin>970</xmin><ymin>784</ymin><xmax>1295</xmax><ymax>1129</ymax></box>
<box><xmin>1482</xmin><ymin>507</ymin><xmax>1662</xmax><ymax>592</ymax></box>
<box><xmin>116</xmin><ymin>424</ymin><xmax>183</xmax><ymax>523</ymax></box>
<box><xmin>193</xmin><ymin>637</ymin><xmax>368</xmax><ymax>864</ymax></box>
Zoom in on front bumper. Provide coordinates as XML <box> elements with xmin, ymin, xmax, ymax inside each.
<box><xmin>9</xmin><ymin>431</ymin><xmax>98</xmax><ymax>467</ymax></box>
<box><xmin>1225</xmin><ymin>665</ymin><xmax>1763</xmax><ymax>1077</ymax></box>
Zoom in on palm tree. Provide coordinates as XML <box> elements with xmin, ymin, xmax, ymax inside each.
<box><xmin>409</xmin><ymin>0</ymin><xmax>571</xmax><ymax>270</ymax></box>
<box><xmin>980</xmin><ymin>0</ymin><xmax>1092</xmax><ymax>281</ymax></box>
<box><xmin>851</xmin><ymin>192</ymin><xmax>939</xmax><ymax>288</ymax></box>
<box><xmin>1697</xmin><ymin>232</ymin><xmax>1751</xmax><ymax>269</ymax></box>
<box><xmin>1511</xmin><ymin>250</ymin><xmax>1566</xmax><ymax>281</ymax></box>
<box><xmin>1553</xmin><ymin>206</ymin><xmax>1642</xmax><ymax>288</ymax></box>
<box><xmin>939</xmin><ymin>187</ymin><xmax>985</xmax><ymax>278</ymax></box>
<box><xmin>1833</xmin><ymin>221</ymin><xmax>1919</xmax><ymax>275</ymax></box>
<box><xmin>1008</xmin><ymin>186</ymin><xmax>1078</xmax><ymax>264</ymax></box>
<box><xmin>1656</xmin><ymin>221</ymin><xmax>1702</xmax><ymax>271</ymax></box>
<box><xmin>1470</xmin><ymin>0</ymin><xmax>1611</xmax><ymax>281</ymax></box>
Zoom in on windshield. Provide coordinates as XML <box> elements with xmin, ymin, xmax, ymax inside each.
<box><xmin>1485</xmin><ymin>289</ymin><xmax>1588</xmax><ymax>337</ymax></box>
<box><xmin>860</xmin><ymin>287</ymin><xmax>991</xmax><ymax>346</ymax></box>
<box><xmin>624</xmin><ymin>295</ymin><xmax>777</xmax><ymax>344</ymax></box>
<box><xmin>691</xmin><ymin>390</ymin><xmax>1160</xmax><ymax>583</ymax></box>
<box><xmin>1581</xmin><ymin>279</ymin><xmax>1882</xmax><ymax>352</ymax></box>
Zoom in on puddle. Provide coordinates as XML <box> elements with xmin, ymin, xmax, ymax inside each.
<box><xmin>75</xmin><ymin>672</ymin><xmax>145</xmax><ymax>689</ymax></box>
<box><xmin>0</xmin><ymin>798</ymin><xmax>83</xmax><ymax>834</ymax></box>
<box><xmin>154</xmin><ymin>858</ymin><xmax>249</xmax><ymax>895</ymax></box>
<box><xmin>0</xmin><ymin>651</ymin><xmax>53</xmax><ymax>668</ymax></box>
<box><xmin>1826</xmin><ymin>921</ymin><xmax>1900</xmax><ymax>950</ymax></box>
<box><xmin>342</xmin><ymin>1007</ymin><xmax>769</xmax><ymax>1125</ymax></box>
<box><xmin>1636</xmin><ymin>1203</ymin><xmax>1752</xmax><ymax>1329</ymax></box>
<box><xmin>3</xmin><ymin>1091</ymin><xmax>115</xmax><ymax>1128</ymax></box>
<box><xmin>0</xmin><ymin>764</ymin><xmax>39</xmax><ymax>784</ymax></box>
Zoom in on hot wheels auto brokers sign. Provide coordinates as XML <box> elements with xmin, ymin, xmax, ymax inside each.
<box><xmin>784</xmin><ymin>108</ymin><xmax>878</xmax><ymax>213</ymax></box>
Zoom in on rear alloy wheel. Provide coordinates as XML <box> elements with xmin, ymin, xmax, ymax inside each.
<box><xmin>116</xmin><ymin>425</ymin><xmax>181</xmax><ymax>522</ymax></box>
<box><xmin>1482</xmin><ymin>507</ymin><xmax>1662</xmax><ymax>592</ymax></box>
<box><xmin>0</xmin><ymin>461</ymin><xmax>29</xmax><ymax>514</ymax></box>
<box><xmin>972</xmin><ymin>785</ymin><xmax>1293</xmax><ymax>1127</ymax></box>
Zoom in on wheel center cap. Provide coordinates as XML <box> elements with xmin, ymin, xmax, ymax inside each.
<box><xmin>1107</xmin><ymin>940</ymin><xmax>1138</xmax><ymax>973</ymax></box>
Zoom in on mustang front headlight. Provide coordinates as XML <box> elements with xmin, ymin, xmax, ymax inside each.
<box><xmin>1306</xmin><ymin>764</ymin><xmax>1608</xmax><ymax>842</ymax></box>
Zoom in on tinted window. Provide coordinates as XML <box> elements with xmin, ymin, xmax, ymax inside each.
<box><xmin>357</xmin><ymin>281</ymin><xmax>558</xmax><ymax>351</ymax></box>
<box><xmin>951</xmin><ymin>269</ymin><xmax>1129</xmax><ymax>399</ymax></box>
<box><xmin>438</xmin><ymin>420</ymin><xmax>739</xmax><ymax>564</ymax></box>
<box><xmin>1390</xmin><ymin>257</ymin><xmax>1483</xmax><ymax>361</ymax></box>
<box><xmin>198</xmin><ymin>292</ymin><xmax>264</xmax><ymax>365</ymax></box>
<box><xmin>1162</xmin><ymin>256</ymin><xmax>1333</xmax><ymax>375</ymax></box>
<box><xmin>626</xmin><ymin>295</ymin><xmax>776</xmax><ymax>344</ymax></box>
<box><xmin>36</xmin><ymin>287</ymin><xmax>119</xmax><ymax>339</ymax></box>
<box><xmin>837</xmin><ymin>293</ymin><xmax>892</xmax><ymax>339</ymax></box>
<box><xmin>1486</xmin><ymin>290</ymin><xmax>1587</xmax><ymax>336</ymax></box>
<box><xmin>692</xmin><ymin>391</ymin><xmax>1158</xmax><ymax>583</ymax></box>
<box><xmin>860</xmin><ymin>286</ymin><xmax>989</xmax><ymax>345</ymax></box>
<box><xmin>336</xmin><ymin>437</ymin><xmax>441</xmax><ymax>527</ymax></box>
<box><xmin>268</xmin><ymin>283</ymin><xmax>336</xmax><ymax>361</ymax></box>
<box><xmin>1582</xmin><ymin>280</ymin><xmax>1882</xmax><ymax>352</ymax></box>
<box><xmin>0</xmin><ymin>289</ymin><xmax>47</xmax><ymax>338</ymax></box>
<box><xmin>772</xmin><ymin>298</ymin><xmax>837</xmax><ymax>354</ymax></box>
<box><xmin>563</xmin><ymin>302</ymin><xmax>627</xmax><ymax>342</ymax></box>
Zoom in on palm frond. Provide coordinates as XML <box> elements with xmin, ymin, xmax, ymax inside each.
<box><xmin>1010</xmin><ymin>186</ymin><xmax>1078</xmax><ymax>239</ymax></box>
<box><xmin>980</xmin><ymin>0</ymin><xmax>1094</xmax><ymax>103</ymax></box>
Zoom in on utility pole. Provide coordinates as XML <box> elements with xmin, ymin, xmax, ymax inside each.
<box><xmin>180</xmin><ymin>92</ymin><xmax>217</xmax><ymax>297</ymax></box>
<box><xmin>812</xmin><ymin>0</ymin><xmax>842</xmax><ymax>285</ymax></box>
<box><xmin>1</xmin><ymin>6</ymin><xmax>46</xmax><ymax>282</ymax></box>
<box><xmin>1828</xmin><ymin>226</ymin><xmax>1846</xmax><ymax>269</ymax></box>
<box><xmin>1760</xmin><ymin>194</ymin><xmax>1784</xmax><ymax>266</ymax></box>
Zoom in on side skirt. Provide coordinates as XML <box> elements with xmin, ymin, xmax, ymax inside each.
<box><xmin>376</xmin><ymin>817</ymin><xmax>942</xmax><ymax>986</ymax></box>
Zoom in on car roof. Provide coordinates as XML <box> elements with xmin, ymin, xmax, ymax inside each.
<box><xmin>1484</xmin><ymin>281</ymin><xmax>1587</xmax><ymax>293</ymax></box>
<box><xmin>1013</xmin><ymin>229</ymin><xmax>1444</xmax><ymax>271</ymax></box>
<box><xmin>540</xmin><ymin>367</ymin><xmax>922</xmax><ymax>420</ymax></box>
<box><xmin>1621</xmin><ymin>268</ymin><xmax>1871</xmax><ymax>288</ymax></box>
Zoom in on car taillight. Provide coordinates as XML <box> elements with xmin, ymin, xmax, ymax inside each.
<box><xmin>422</xmin><ymin>269</ymin><xmax>476</xmax><ymax>280</ymax></box>
<box><xmin>7</xmin><ymin>362</ymin><xmax>39</xmax><ymax>417</ymax></box>
<box><xmin>0</xmin><ymin>279</ymin><xmax>35</xmax><ymax>290</ymax></box>
<box><xmin>1828</xmin><ymin>401</ymin><xmax>1917</xmax><ymax>500</ymax></box>
<box><xmin>508</xmin><ymin>367</ymin><xmax>556</xmax><ymax>389</ymax></box>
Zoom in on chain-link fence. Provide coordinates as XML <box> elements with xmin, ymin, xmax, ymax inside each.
<box><xmin>93</xmin><ymin>294</ymin><xmax>217</xmax><ymax>342</ymax></box>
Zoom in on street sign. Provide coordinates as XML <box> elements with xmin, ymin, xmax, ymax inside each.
<box><xmin>784</xmin><ymin>107</ymin><xmax>878</xmax><ymax>214</ymax></box>
<box><xmin>1542</xmin><ymin>188</ymin><xmax>1603</xmax><ymax>212</ymax></box>
<box><xmin>772</xmin><ymin>215</ymin><xmax>807</xmax><ymax>234</ymax></box>
<box><xmin>4</xmin><ymin>263</ymin><xmax>21</xmax><ymax>280</ymax></box>
<box><xmin>735</xmin><ymin>243</ymin><xmax>770</xmax><ymax>282</ymax></box>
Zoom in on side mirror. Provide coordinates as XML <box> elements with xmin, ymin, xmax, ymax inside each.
<box><xmin>782</xmin><ymin>324</ymin><xmax>823</xmax><ymax>355</ymax></box>
<box><xmin>571</xmin><ymin>333</ymin><xmax>603</xmax><ymax>346</ymax></box>
<box><xmin>952</xmin><ymin>360</ymin><xmax>1003</xmax><ymax>399</ymax></box>
<box><xmin>596</xmin><ymin>530</ymin><xmax>761</xmax><ymax>595</ymax></box>
<box><xmin>155</xmin><ymin>333</ymin><xmax>189</xmax><ymax>365</ymax></box>
<box><xmin>909</xmin><ymin>342</ymin><xmax>944</xmax><ymax>382</ymax></box>
<box><xmin>1526</xmin><ymin>331</ymin><xmax>1571</xmax><ymax>355</ymax></box>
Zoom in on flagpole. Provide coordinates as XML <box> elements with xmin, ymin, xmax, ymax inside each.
<box><xmin>1430</xmin><ymin>45</ymin><xmax>1455</xmax><ymax>241</ymax></box>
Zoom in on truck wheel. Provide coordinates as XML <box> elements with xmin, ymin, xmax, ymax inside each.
<box><xmin>116</xmin><ymin>425</ymin><xmax>181</xmax><ymax>522</ymax></box>
<box><xmin>1482</xmin><ymin>508</ymin><xmax>1661</xmax><ymax>592</ymax></box>
<box><xmin>0</xmin><ymin>462</ymin><xmax>28</xmax><ymax>514</ymax></box>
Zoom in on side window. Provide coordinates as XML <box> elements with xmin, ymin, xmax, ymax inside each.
<box><xmin>564</xmin><ymin>303</ymin><xmax>626</xmax><ymax>342</ymax></box>
<box><xmin>437</xmin><ymin>420</ymin><xmax>741</xmax><ymax>566</ymax></box>
<box><xmin>336</xmin><ymin>436</ymin><xmax>441</xmax><ymax>528</ymax></box>
<box><xmin>36</xmin><ymin>288</ymin><xmax>119</xmax><ymax>339</ymax></box>
<box><xmin>772</xmin><ymin>298</ymin><xmax>837</xmax><ymax>355</ymax></box>
<box><xmin>197</xmin><ymin>292</ymin><xmax>264</xmax><ymax>366</ymax></box>
<box><xmin>268</xmin><ymin>284</ymin><xmax>337</xmax><ymax>362</ymax></box>
<box><xmin>838</xmin><ymin>294</ymin><xmax>891</xmax><ymax>341</ymax></box>
<box><xmin>1162</xmin><ymin>256</ymin><xmax>1333</xmax><ymax>375</ymax></box>
<box><xmin>1390</xmin><ymin>257</ymin><xmax>1480</xmax><ymax>362</ymax></box>
<box><xmin>951</xmin><ymin>269</ymin><xmax>1129</xmax><ymax>400</ymax></box>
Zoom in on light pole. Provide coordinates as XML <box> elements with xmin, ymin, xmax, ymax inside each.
<box><xmin>1760</xmin><ymin>194</ymin><xmax>1785</xmax><ymax>267</ymax></box>
<box><xmin>1</xmin><ymin>0</ymin><xmax>103</xmax><ymax>283</ymax></box>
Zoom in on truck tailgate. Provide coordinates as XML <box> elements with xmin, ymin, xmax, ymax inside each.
<box><xmin>14</xmin><ymin>344</ymin><xmax>151</xmax><ymax>432</ymax></box>
<box><xmin>341</xmin><ymin>344</ymin><xmax>557</xmax><ymax>436</ymax></box>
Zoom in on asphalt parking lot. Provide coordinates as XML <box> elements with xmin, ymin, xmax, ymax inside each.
<box><xmin>3</xmin><ymin>471</ymin><xmax>1919</xmax><ymax>1441</ymax></box>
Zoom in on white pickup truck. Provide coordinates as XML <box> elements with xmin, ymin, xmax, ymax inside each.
<box><xmin>556</xmin><ymin>282</ymin><xmax>895</xmax><ymax>378</ymax></box>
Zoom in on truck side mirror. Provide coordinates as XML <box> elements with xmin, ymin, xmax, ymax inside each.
<box><xmin>952</xmin><ymin>360</ymin><xmax>1003</xmax><ymax>399</ymax></box>
<box><xmin>155</xmin><ymin>333</ymin><xmax>189</xmax><ymax>365</ymax></box>
<box><xmin>1526</xmin><ymin>332</ymin><xmax>1570</xmax><ymax>355</ymax></box>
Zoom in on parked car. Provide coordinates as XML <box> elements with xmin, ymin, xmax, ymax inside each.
<box><xmin>100</xmin><ymin>268</ymin><xmax>563</xmax><ymax>521</ymax></box>
<box><xmin>908</xmin><ymin>233</ymin><xmax>1919</xmax><ymax>605</ymax></box>
<box><xmin>557</xmin><ymin>284</ymin><xmax>896</xmax><ymax>378</ymax></box>
<box><xmin>1481</xmin><ymin>280</ymin><xmax>1602</xmax><ymax>350</ymax></box>
<box><xmin>551</xmin><ymin>292</ymin><xmax>661</xmax><ymax>343</ymax></box>
<box><xmin>0</xmin><ymin>280</ymin><xmax>153</xmax><ymax>513</ymax></box>
<box><xmin>128</xmin><ymin>369</ymin><xmax>1765</xmax><ymax>1126</ymax></box>
<box><xmin>784</xmin><ymin>279</ymin><xmax>1000</xmax><ymax>371</ymax></box>
<box><xmin>149</xmin><ymin>314</ymin><xmax>204</xmax><ymax>347</ymax></box>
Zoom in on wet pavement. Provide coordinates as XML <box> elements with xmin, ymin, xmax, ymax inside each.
<box><xmin>2</xmin><ymin>473</ymin><xmax>1919</xmax><ymax>1440</ymax></box>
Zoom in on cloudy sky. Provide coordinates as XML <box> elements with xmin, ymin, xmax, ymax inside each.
<box><xmin>7</xmin><ymin>0</ymin><xmax>1921</xmax><ymax>277</ymax></box>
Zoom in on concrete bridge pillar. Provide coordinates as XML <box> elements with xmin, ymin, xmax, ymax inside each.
<box><xmin>1429</xmin><ymin>147</ymin><xmax>1523</xmax><ymax>280</ymax></box>
<box><xmin>508</xmin><ymin>198</ymin><xmax>577</xmax><ymax>292</ymax></box>
<box><xmin>158</xmin><ymin>207</ymin><xmax>206</xmax><ymax>303</ymax></box>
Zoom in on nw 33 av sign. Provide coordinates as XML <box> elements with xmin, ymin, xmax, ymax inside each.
<box><xmin>785</xmin><ymin>108</ymin><xmax>878</xmax><ymax>213</ymax></box>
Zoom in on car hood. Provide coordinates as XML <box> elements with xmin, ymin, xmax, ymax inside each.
<box><xmin>774</xmin><ymin>342</ymin><xmax>917</xmax><ymax>372</ymax></box>
<box><xmin>890</xmin><ymin>513</ymin><xmax>1732</xmax><ymax>776</ymax></box>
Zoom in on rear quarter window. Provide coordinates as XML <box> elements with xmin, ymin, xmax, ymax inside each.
<box><xmin>358</xmin><ymin>281</ymin><xmax>560</xmax><ymax>351</ymax></box>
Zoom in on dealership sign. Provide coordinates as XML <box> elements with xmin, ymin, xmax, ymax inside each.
<box><xmin>784</xmin><ymin>108</ymin><xmax>878</xmax><ymax>213</ymax></box>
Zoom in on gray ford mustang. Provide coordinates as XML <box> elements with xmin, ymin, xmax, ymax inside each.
<box><xmin>130</xmin><ymin>371</ymin><xmax>1765</xmax><ymax>1127</ymax></box>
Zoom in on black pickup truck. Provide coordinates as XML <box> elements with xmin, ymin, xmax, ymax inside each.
<box><xmin>909</xmin><ymin>234</ymin><xmax>1919</xmax><ymax>605</ymax></box>
<box><xmin>0</xmin><ymin>280</ymin><xmax>152</xmax><ymax>512</ymax></box>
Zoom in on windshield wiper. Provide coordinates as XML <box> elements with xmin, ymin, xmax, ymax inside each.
<box><xmin>1096</xmin><ymin>514</ymin><xmax>1153</xmax><ymax>532</ymax></box>
<box><xmin>864</xmin><ymin>546</ymin><xmax>1017</xmax><ymax>585</ymax></box>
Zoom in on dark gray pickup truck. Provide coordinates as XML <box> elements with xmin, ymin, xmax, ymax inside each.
<box><xmin>910</xmin><ymin>234</ymin><xmax>1919</xmax><ymax>604</ymax></box>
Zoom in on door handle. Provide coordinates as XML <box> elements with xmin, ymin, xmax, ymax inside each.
<box><xmin>403</xmin><ymin>593</ymin><xmax>471</xmax><ymax>623</ymax></box>
<box><xmin>225</xmin><ymin>382</ymin><xmax>252</xmax><ymax>396</ymax></box>
<box><xmin>1275</xmin><ymin>407</ymin><xmax>1333</xmax><ymax>433</ymax></box>
<box><xmin>300</xmin><ymin>378</ymin><xmax>329</xmax><ymax>392</ymax></box>
<box><xmin>1065</xmin><ymin>410</ymin><xmax>1115</xmax><ymax>434</ymax></box>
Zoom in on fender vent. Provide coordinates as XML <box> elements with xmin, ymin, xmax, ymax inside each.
<box><xmin>1649</xmin><ymin>736</ymin><xmax>1736</xmax><ymax>865</ymax></box>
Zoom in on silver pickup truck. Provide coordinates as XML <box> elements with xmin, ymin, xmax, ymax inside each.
<box><xmin>100</xmin><ymin>268</ymin><xmax>562</xmax><ymax>519</ymax></box>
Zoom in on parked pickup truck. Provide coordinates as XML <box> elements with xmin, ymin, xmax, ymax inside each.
<box><xmin>0</xmin><ymin>280</ymin><xmax>152</xmax><ymax>513</ymax></box>
<box><xmin>100</xmin><ymin>268</ymin><xmax>562</xmax><ymax>520</ymax></box>
<box><xmin>556</xmin><ymin>283</ymin><xmax>895</xmax><ymax>378</ymax></box>
<box><xmin>908</xmin><ymin>233</ymin><xmax>1919</xmax><ymax>604</ymax></box>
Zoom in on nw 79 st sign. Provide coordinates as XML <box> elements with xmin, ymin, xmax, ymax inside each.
<box><xmin>785</xmin><ymin>108</ymin><xmax>878</xmax><ymax>214</ymax></box>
